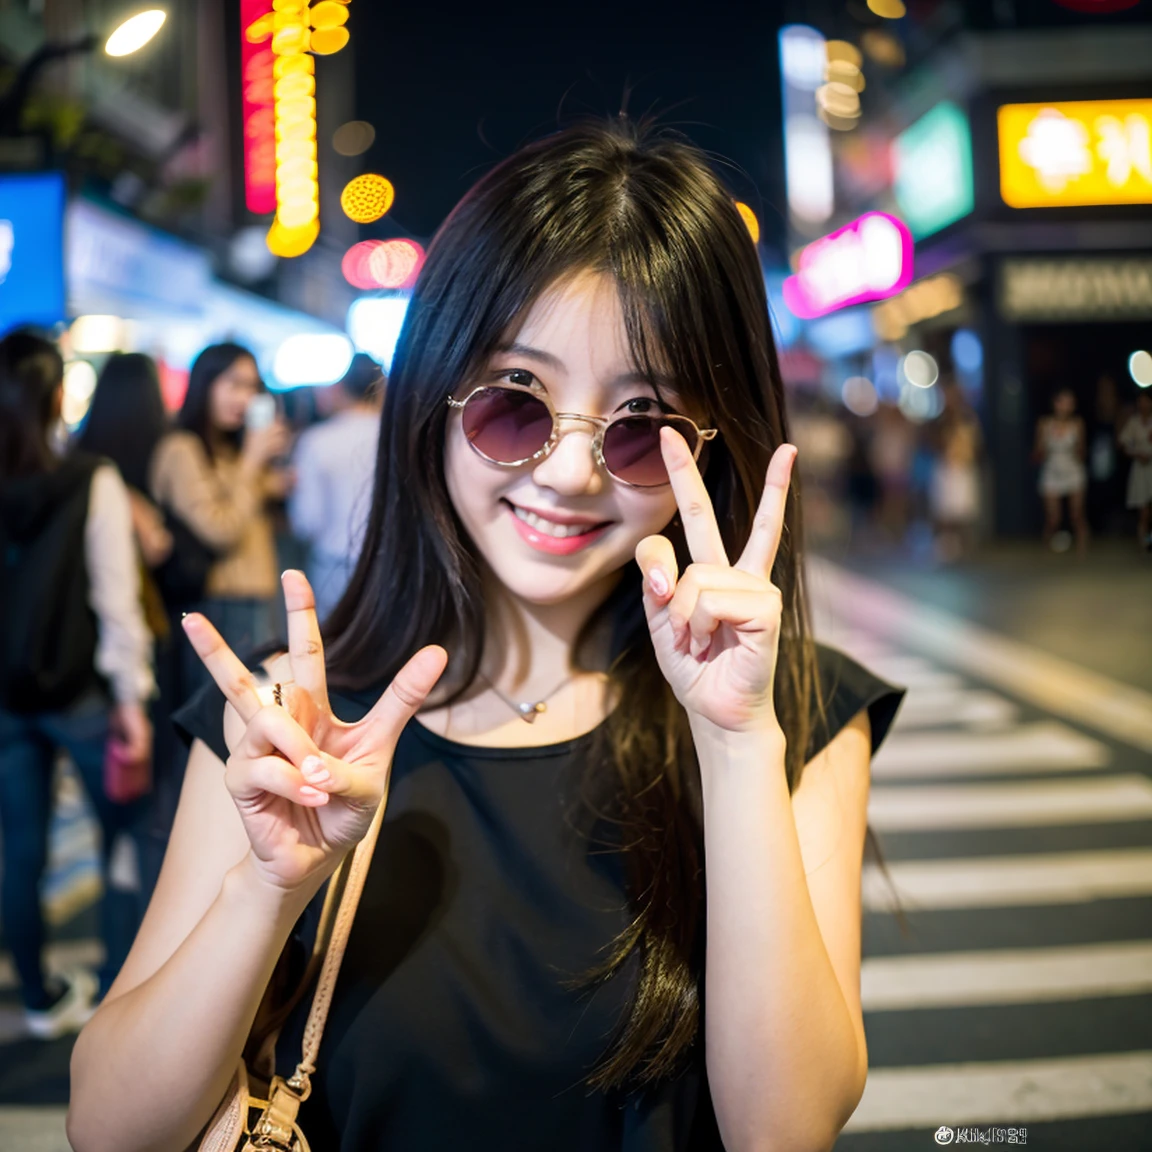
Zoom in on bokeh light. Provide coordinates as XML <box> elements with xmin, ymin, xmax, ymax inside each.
<box><xmin>898</xmin><ymin>380</ymin><xmax>943</xmax><ymax>423</ymax></box>
<box><xmin>62</xmin><ymin>361</ymin><xmax>98</xmax><ymax>429</ymax></box>
<box><xmin>341</xmin><ymin>174</ymin><xmax>395</xmax><ymax>223</ymax></box>
<box><xmin>266</xmin><ymin>217</ymin><xmax>320</xmax><ymax>257</ymax></box>
<box><xmin>105</xmin><ymin>10</ymin><xmax>166</xmax><ymax>57</ymax></box>
<box><xmin>272</xmin><ymin>333</ymin><xmax>354</xmax><ymax>387</ymax></box>
<box><xmin>70</xmin><ymin>315</ymin><xmax>125</xmax><ymax>354</ymax></box>
<box><xmin>1130</xmin><ymin>350</ymin><xmax>1152</xmax><ymax>388</ymax></box>
<box><xmin>900</xmin><ymin>350</ymin><xmax>940</xmax><ymax>389</ymax></box>
<box><xmin>867</xmin><ymin>0</ymin><xmax>907</xmax><ymax>17</ymax></box>
<box><xmin>333</xmin><ymin>120</ymin><xmax>375</xmax><ymax>156</ymax></box>
<box><xmin>310</xmin><ymin>1</ymin><xmax>350</xmax><ymax>30</ymax></box>
<box><xmin>735</xmin><ymin>202</ymin><xmax>760</xmax><ymax>244</ymax></box>
<box><xmin>368</xmin><ymin>239</ymin><xmax>424</xmax><ymax>288</ymax></box>
<box><xmin>342</xmin><ymin>241</ymin><xmax>384</xmax><ymax>289</ymax></box>
<box><xmin>310</xmin><ymin>26</ymin><xmax>350</xmax><ymax>54</ymax></box>
<box><xmin>842</xmin><ymin>375</ymin><xmax>879</xmax><ymax>417</ymax></box>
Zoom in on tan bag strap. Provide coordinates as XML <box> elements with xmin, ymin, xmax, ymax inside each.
<box><xmin>283</xmin><ymin>792</ymin><xmax>388</xmax><ymax>1096</ymax></box>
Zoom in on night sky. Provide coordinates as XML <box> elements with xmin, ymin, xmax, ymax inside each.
<box><xmin>348</xmin><ymin>0</ymin><xmax>788</xmax><ymax>250</ymax></box>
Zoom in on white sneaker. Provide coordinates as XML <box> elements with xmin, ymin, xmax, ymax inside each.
<box><xmin>24</xmin><ymin>968</ymin><xmax>98</xmax><ymax>1040</ymax></box>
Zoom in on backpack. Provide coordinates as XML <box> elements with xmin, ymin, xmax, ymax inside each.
<box><xmin>0</xmin><ymin>453</ymin><xmax>103</xmax><ymax>713</ymax></box>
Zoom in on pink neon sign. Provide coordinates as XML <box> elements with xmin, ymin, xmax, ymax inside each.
<box><xmin>783</xmin><ymin>212</ymin><xmax>914</xmax><ymax>319</ymax></box>
<box><xmin>240</xmin><ymin>0</ymin><xmax>275</xmax><ymax>215</ymax></box>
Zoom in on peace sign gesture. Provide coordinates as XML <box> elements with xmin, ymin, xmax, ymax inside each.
<box><xmin>182</xmin><ymin>571</ymin><xmax>447</xmax><ymax>892</ymax></box>
<box><xmin>635</xmin><ymin>429</ymin><xmax>798</xmax><ymax>736</ymax></box>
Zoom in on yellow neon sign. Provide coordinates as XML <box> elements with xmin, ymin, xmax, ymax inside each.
<box><xmin>999</xmin><ymin>99</ymin><xmax>1152</xmax><ymax>208</ymax></box>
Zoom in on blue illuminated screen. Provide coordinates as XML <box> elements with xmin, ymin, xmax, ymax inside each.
<box><xmin>0</xmin><ymin>172</ymin><xmax>66</xmax><ymax>333</ymax></box>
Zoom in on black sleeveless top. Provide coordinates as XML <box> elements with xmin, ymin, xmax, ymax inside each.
<box><xmin>174</xmin><ymin>644</ymin><xmax>903</xmax><ymax>1151</ymax></box>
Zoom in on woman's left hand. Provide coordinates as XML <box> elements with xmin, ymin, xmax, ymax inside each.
<box><xmin>635</xmin><ymin>428</ymin><xmax>798</xmax><ymax>736</ymax></box>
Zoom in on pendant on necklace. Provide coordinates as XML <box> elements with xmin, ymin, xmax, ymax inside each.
<box><xmin>518</xmin><ymin>701</ymin><xmax>547</xmax><ymax>722</ymax></box>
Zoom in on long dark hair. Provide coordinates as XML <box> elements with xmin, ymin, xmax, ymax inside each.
<box><xmin>77</xmin><ymin>352</ymin><xmax>169</xmax><ymax>492</ymax></box>
<box><xmin>0</xmin><ymin>329</ymin><xmax>65</xmax><ymax>481</ymax></box>
<box><xmin>325</xmin><ymin>118</ymin><xmax>821</xmax><ymax>1089</ymax></box>
<box><xmin>177</xmin><ymin>342</ymin><xmax>260</xmax><ymax>460</ymax></box>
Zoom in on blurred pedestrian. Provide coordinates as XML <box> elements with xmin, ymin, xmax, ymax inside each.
<box><xmin>1087</xmin><ymin>373</ymin><xmax>1124</xmax><ymax>535</ymax></box>
<box><xmin>1033</xmin><ymin>387</ymin><xmax>1088</xmax><ymax>555</ymax></box>
<box><xmin>148</xmin><ymin>343</ymin><xmax>292</xmax><ymax>696</ymax></box>
<box><xmin>1118</xmin><ymin>389</ymin><xmax>1152</xmax><ymax>551</ymax></box>
<box><xmin>0</xmin><ymin>330</ymin><xmax>155</xmax><ymax>1037</ymax></box>
<box><xmin>288</xmin><ymin>353</ymin><xmax>383</xmax><ymax>620</ymax></box>
<box><xmin>77</xmin><ymin>353</ymin><xmax>173</xmax><ymax>626</ymax></box>
<box><xmin>77</xmin><ymin>352</ymin><xmax>185</xmax><ymax>902</ymax></box>
<box><xmin>929</xmin><ymin>381</ymin><xmax>982</xmax><ymax>563</ymax></box>
<box><xmin>869</xmin><ymin>403</ymin><xmax>916</xmax><ymax>544</ymax></box>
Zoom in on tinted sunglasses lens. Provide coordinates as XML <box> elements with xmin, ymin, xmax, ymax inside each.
<box><xmin>603</xmin><ymin>416</ymin><xmax>699</xmax><ymax>487</ymax></box>
<box><xmin>461</xmin><ymin>388</ymin><xmax>553</xmax><ymax>464</ymax></box>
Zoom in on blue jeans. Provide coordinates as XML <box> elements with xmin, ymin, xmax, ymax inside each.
<box><xmin>0</xmin><ymin>692</ymin><xmax>142</xmax><ymax>1008</ymax></box>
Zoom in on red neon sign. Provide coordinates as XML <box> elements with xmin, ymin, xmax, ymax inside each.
<box><xmin>240</xmin><ymin>0</ymin><xmax>275</xmax><ymax>215</ymax></box>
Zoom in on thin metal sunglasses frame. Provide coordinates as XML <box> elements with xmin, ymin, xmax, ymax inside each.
<box><xmin>446</xmin><ymin>383</ymin><xmax>718</xmax><ymax>488</ymax></box>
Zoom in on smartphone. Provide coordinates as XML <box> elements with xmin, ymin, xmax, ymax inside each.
<box><xmin>245</xmin><ymin>392</ymin><xmax>277</xmax><ymax>432</ymax></box>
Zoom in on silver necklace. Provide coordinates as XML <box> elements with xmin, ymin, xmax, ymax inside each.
<box><xmin>478</xmin><ymin>670</ymin><xmax>575</xmax><ymax>723</ymax></box>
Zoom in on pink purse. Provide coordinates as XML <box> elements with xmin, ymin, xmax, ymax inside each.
<box><xmin>103</xmin><ymin>731</ymin><xmax>152</xmax><ymax>805</ymax></box>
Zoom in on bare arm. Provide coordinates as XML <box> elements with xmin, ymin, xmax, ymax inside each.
<box><xmin>68</xmin><ymin>572</ymin><xmax>446</xmax><ymax>1152</ymax></box>
<box><xmin>67</xmin><ymin>734</ymin><xmax>324</xmax><ymax>1152</ymax></box>
<box><xmin>699</xmin><ymin>710</ymin><xmax>872</xmax><ymax>1152</ymax></box>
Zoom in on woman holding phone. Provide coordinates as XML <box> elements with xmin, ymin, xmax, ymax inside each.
<box><xmin>70</xmin><ymin>121</ymin><xmax>904</xmax><ymax>1152</ymax></box>
<box><xmin>149</xmin><ymin>343</ymin><xmax>292</xmax><ymax>701</ymax></box>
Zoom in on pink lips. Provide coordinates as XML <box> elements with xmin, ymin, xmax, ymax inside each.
<box><xmin>505</xmin><ymin>502</ymin><xmax>611</xmax><ymax>556</ymax></box>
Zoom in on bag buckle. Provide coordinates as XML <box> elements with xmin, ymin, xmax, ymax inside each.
<box><xmin>243</xmin><ymin>1076</ymin><xmax>310</xmax><ymax>1152</ymax></box>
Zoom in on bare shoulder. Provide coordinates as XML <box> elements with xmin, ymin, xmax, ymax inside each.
<box><xmin>791</xmin><ymin>708</ymin><xmax>872</xmax><ymax>872</ymax></box>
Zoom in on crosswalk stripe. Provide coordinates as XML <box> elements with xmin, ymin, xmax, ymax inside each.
<box><xmin>868</xmin><ymin>774</ymin><xmax>1152</xmax><ymax>830</ymax></box>
<box><xmin>891</xmin><ymin>688</ymin><xmax>1019</xmax><ymax>730</ymax></box>
<box><xmin>861</xmin><ymin>940</ymin><xmax>1152</xmax><ymax>1009</ymax></box>
<box><xmin>844</xmin><ymin>1049</ymin><xmax>1152</xmax><ymax>1131</ymax></box>
<box><xmin>873</xmin><ymin>721</ymin><xmax>1111</xmax><ymax>778</ymax></box>
<box><xmin>864</xmin><ymin>847</ymin><xmax>1152</xmax><ymax>910</ymax></box>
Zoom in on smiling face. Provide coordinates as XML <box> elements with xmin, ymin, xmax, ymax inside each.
<box><xmin>444</xmin><ymin>270</ymin><xmax>685</xmax><ymax>608</ymax></box>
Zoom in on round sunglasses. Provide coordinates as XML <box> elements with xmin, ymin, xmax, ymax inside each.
<box><xmin>447</xmin><ymin>384</ymin><xmax>718</xmax><ymax>489</ymax></box>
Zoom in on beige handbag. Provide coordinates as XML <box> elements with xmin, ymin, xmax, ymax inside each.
<box><xmin>196</xmin><ymin>797</ymin><xmax>387</xmax><ymax>1152</ymax></box>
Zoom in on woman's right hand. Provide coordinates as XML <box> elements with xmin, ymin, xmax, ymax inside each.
<box><xmin>181</xmin><ymin>570</ymin><xmax>448</xmax><ymax>893</ymax></box>
<box><xmin>241</xmin><ymin>419</ymin><xmax>291</xmax><ymax>472</ymax></box>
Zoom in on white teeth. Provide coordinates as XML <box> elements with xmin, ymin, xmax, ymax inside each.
<box><xmin>511</xmin><ymin>506</ymin><xmax>599</xmax><ymax>538</ymax></box>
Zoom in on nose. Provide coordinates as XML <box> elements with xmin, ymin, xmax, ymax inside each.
<box><xmin>530</xmin><ymin>417</ymin><xmax>604</xmax><ymax>497</ymax></box>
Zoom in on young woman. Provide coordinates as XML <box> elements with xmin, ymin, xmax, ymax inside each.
<box><xmin>69</xmin><ymin>121</ymin><xmax>903</xmax><ymax>1152</ymax></box>
<box><xmin>1033</xmin><ymin>387</ymin><xmax>1088</xmax><ymax>554</ymax></box>
<box><xmin>0</xmin><ymin>331</ymin><xmax>155</xmax><ymax>1037</ymax></box>
<box><xmin>148</xmin><ymin>342</ymin><xmax>293</xmax><ymax>693</ymax></box>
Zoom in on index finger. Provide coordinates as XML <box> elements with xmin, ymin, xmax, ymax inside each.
<box><xmin>660</xmin><ymin>426</ymin><xmax>728</xmax><ymax>567</ymax></box>
<box><xmin>282</xmin><ymin>569</ymin><xmax>329</xmax><ymax>708</ymax></box>
<box><xmin>182</xmin><ymin>613</ymin><xmax>264</xmax><ymax>723</ymax></box>
<box><xmin>735</xmin><ymin>443</ymin><xmax>797</xmax><ymax>577</ymax></box>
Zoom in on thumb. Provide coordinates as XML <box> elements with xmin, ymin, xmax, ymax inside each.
<box><xmin>361</xmin><ymin>644</ymin><xmax>449</xmax><ymax>745</ymax></box>
<box><xmin>634</xmin><ymin>535</ymin><xmax>679</xmax><ymax>623</ymax></box>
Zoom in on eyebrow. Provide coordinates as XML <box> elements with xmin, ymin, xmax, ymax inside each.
<box><xmin>493</xmin><ymin>342</ymin><xmax>676</xmax><ymax>393</ymax></box>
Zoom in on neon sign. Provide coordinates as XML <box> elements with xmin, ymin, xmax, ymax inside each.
<box><xmin>782</xmin><ymin>212</ymin><xmax>913</xmax><ymax>319</ymax></box>
<box><xmin>240</xmin><ymin>0</ymin><xmax>275</xmax><ymax>215</ymax></box>
<box><xmin>999</xmin><ymin>99</ymin><xmax>1152</xmax><ymax>208</ymax></box>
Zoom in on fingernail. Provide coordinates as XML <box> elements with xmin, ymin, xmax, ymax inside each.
<box><xmin>299</xmin><ymin>786</ymin><xmax>328</xmax><ymax>802</ymax></box>
<box><xmin>301</xmin><ymin>755</ymin><xmax>329</xmax><ymax>783</ymax></box>
<box><xmin>648</xmin><ymin>568</ymin><xmax>669</xmax><ymax>598</ymax></box>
